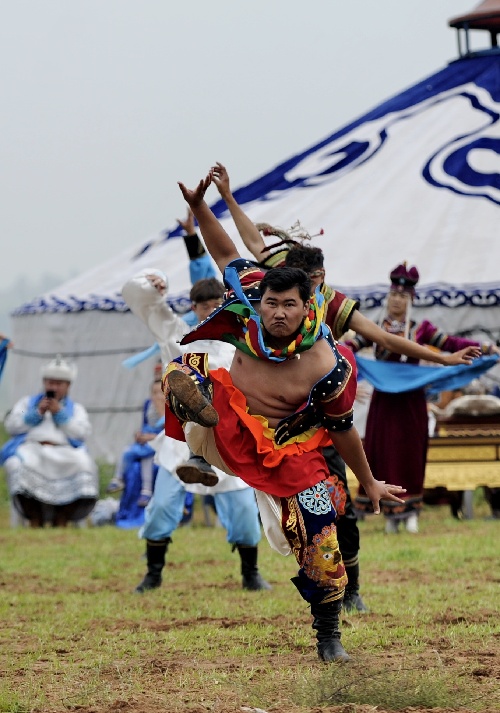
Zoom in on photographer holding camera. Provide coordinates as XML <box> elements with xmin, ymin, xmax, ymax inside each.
<box><xmin>1</xmin><ymin>356</ymin><xmax>99</xmax><ymax>527</ymax></box>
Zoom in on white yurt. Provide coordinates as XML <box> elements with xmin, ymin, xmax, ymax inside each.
<box><xmin>7</xmin><ymin>1</ymin><xmax>500</xmax><ymax>462</ymax></box>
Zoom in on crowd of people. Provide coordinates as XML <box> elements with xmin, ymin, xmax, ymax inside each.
<box><xmin>1</xmin><ymin>163</ymin><xmax>499</xmax><ymax>664</ymax></box>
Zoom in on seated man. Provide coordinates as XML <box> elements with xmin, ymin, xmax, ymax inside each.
<box><xmin>108</xmin><ymin>373</ymin><xmax>164</xmax><ymax>505</ymax></box>
<box><xmin>162</xmin><ymin>171</ymin><xmax>409</xmax><ymax>663</ymax></box>
<box><xmin>1</xmin><ymin>356</ymin><xmax>99</xmax><ymax>527</ymax></box>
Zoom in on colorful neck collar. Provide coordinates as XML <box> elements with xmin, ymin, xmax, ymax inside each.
<box><xmin>224</xmin><ymin>265</ymin><xmax>328</xmax><ymax>362</ymax></box>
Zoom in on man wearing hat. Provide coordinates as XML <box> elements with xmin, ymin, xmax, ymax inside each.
<box><xmin>2</xmin><ymin>356</ymin><xmax>98</xmax><ymax>527</ymax></box>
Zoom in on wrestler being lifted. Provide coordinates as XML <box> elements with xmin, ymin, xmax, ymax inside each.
<box><xmin>162</xmin><ymin>169</ymin><xmax>478</xmax><ymax>663</ymax></box>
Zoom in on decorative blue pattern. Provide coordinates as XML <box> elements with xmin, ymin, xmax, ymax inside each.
<box><xmin>340</xmin><ymin>283</ymin><xmax>500</xmax><ymax>311</ymax></box>
<box><xmin>11</xmin><ymin>56</ymin><xmax>500</xmax><ymax>316</ymax></box>
<box><xmin>12</xmin><ymin>293</ymin><xmax>193</xmax><ymax>316</ymax></box>
<box><xmin>297</xmin><ymin>484</ymin><xmax>333</xmax><ymax>515</ymax></box>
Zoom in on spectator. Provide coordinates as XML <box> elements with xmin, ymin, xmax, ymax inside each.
<box><xmin>108</xmin><ymin>370</ymin><xmax>165</xmax><ymax>529</ymax></box>
<box><xmin>1</xmin><ymin>355</ymin><xmax>98</xmax><ymax>527</ymax></box>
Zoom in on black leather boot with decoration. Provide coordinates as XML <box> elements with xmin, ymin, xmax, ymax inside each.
<box><xmin>311</xmin><ymin>598</ymin><xmax>350</xmax><ymax>662</ymax></box>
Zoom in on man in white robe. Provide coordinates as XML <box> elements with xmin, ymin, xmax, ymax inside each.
<box><xmin>2</xmin><ymin>356</ymin><xmax>98</xmax><ymax>527</ymax></box>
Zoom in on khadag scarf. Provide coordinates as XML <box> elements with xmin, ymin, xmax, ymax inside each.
<box><xmin>356</xmin><ymin>354</ymin><xmax>499</xmax><ymax>394</ymax></box>
<box><xmin>222</xmin><ymin>265</ymin><xmax>329</xmax><ymax>362</ymax></box>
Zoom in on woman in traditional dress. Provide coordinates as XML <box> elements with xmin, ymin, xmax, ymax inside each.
<box><xmin>344</xmin><ymin>263</ymin><xmax>494</xmax><ymax>533</ymax></box>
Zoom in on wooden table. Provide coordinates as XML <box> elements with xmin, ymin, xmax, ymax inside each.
<box><xmin>347</xmin><ymin>425</ymin><xmax>500</xmax><ymax>518</ymax></box>
<box><xmin>424</xmin><ymin>427</ymin><xmax>500</xmax><ymax>517</ymax></box>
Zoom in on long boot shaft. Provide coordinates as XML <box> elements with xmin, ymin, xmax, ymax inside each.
<box><xmin>237</xmin><ymin>545</ymin><xmax>272</xmax><ymax>591</ymax></box>
<box><xmin>343</xmin><ymin>560</ymin><xmax>368</xmax><ymax>613</ymax></box>
<box><xmin>135</xmin><ymin>538</ymin><xmax>170</xmax><ymax>593</ymax></box>
<box><xmin>311</xmin><ymin>598</ymin><xmax>350</xmax><ymax>662</ymax></box>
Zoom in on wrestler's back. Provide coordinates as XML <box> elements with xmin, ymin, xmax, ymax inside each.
<box><xmin>229</xmin><ymin>338</ymin><xmax>336</xmax><ymax>428</ymax></box>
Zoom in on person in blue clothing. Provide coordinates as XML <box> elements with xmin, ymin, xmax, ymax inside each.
<box><xmin>120</xmin><ymin>212</ymin><xmax>270</xmax><ymax>593</ymax></box>
<box><xmin>108</xmin><ymin>371</ymin><xmax>165</xmax><ymax>528</ymax></box>
<box><xmin>2</xmin><ymin>355</ymin><xmax>98</xmax><ymax>527</ymax></box>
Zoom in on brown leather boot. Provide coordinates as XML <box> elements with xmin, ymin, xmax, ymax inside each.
<box><xmin>167</xmin><ymin>371</ymin><xmax>219</xmax><ymax>427</ymax></box>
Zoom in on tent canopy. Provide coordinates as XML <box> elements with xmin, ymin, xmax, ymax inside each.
<box><xmin>9</xmin><ymin>51</ymin><xmax>500</xmax><ymax>460</ymax></box>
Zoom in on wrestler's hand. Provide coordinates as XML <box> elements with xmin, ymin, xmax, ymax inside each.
<box><xmin>0</xmin><ymin>334</ymin><xmax>13</xmax><ymax>348</ymax></box>
<box><xmin>177</xmin><ymin>208</ymin><xmax>195</xmax><ymax>235</ymax></box>
<box><xmin>364</xmin><ymin>480</ymin><xmax>406</xmax><ymax>515</ymax></box>
<box><xmin>442</xmin><ymin>345</ymin><xmax>481</xmax><ymax>365</ymax></box>
<box><xmin>135</xmin><ymin>431</ymin><xmax>155</xmax><ymax>444</ymax></box>
<box><xmin>211</xmin><ymin>162</ymin><xmax>232</xmax><ymax>200</ymax></box>
<box><xmin>146</xmin><ymin>273</ymin><xmax>167</xmax><ymax>295</ymax></box>
<box><xmin>178</xmin><ymin>173</ymin><xmax>212</xmax><ymax>208</ymax></box>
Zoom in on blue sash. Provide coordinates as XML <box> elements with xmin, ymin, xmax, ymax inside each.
<box><xmin>0</xmin><ymin>338</ymin><xmax>9</xmax><ymax>381</ymax></box>
<box><xmin>355</xmin><ymin>354</ymin><xmax>499</xmax><ymax>394</ymax></box>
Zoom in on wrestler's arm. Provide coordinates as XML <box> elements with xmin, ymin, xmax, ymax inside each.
<box><xmin>122</xmin><ymin>272</ymin><xmax>188</xmax><ymax>363</ymax></box>
<box><xmin>211</xmin><ymin>162</ymin><xmax>266</xmax><ymax>261</ymax></box>
<box><xmin>349</xmin><ymin>310</ymin><xmax>481</xmax><ymax>366</ymax></box>
<box><xmin>178</xmin><ymin>174</ymin><xmax>240</xmax><ymax>273</ymax></box>
<box><xmin>328</xmin><ymin>426</ymin><xmax>405</xmax><ymax>515</ymax></box>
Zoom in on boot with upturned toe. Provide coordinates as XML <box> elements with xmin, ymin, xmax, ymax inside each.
<box><xmin>342</xmin><ymin>590</ymin><xmax>368</xmax><ymax>613</ymax></box>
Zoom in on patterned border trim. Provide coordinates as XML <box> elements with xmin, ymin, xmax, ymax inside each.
<box><xmin>11</xmin><ymin>292</ymin><xmax>193</xmax><ymax>316</ymax></box>
<box><xmin>342</xmin><ymin>285</ymin><xmax>500</xmax><ymax>312</ymax></box>
<box><xmin>11</xmin><ymin>284</ymin><xmax>500</xmax><ymax>316</ymax></box>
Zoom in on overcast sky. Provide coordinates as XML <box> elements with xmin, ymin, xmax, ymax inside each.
<box><xmin>1</xmin><ymin>0</ymin><xmax>477</xmax><ymax>292</ymax></box>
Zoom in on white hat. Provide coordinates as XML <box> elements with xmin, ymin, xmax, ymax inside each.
<box><xmin>41</xmin><ymin>355</ymin><xmax>77</xmax><ymax>382</ymax></box>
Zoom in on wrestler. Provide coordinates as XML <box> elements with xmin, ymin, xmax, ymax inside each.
<box><xmin>209</xmin><ymin>161</ymin><xmax>482</xmax><ymax>613</ymax></box>
<box><xmin>161</xmin><ymin>171</ymin><xmax>409</xmax><ymax>663</ymax></box>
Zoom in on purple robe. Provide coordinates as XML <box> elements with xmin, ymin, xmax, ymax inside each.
<box><xmin>345</xmin><ymin>319</ymin><xmax>480</xmax><ymax>517</ymax></box>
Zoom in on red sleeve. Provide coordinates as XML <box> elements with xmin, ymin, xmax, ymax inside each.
<box><xmin>416</xmin><ymin>319</ymin><xmax>480</xmax><ymax>352</ymax></box>
<box><xmin>325</xmin><ymin>290</ymin><xmax>359</xmax><ymax>340</ymax></box>
<box><xmin>319</xmin><ymin>344</ymin><xmax>357</xmax><ymax>432</ymax></box>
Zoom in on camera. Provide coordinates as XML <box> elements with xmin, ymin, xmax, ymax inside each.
<box><xmin>45</xmin><ymin>390</ymin><xmax>56</xmax><ymax>399</ymax></box>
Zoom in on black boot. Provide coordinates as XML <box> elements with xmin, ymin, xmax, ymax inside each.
<box><xmin>176</xmin><ymin>452</ymin><xmax>219</xmax><ymax>487</ymax></box>
<box><xmin>311</xmin><ymin>598</ymin><xmax>350</xmax><ymax>662</ymax></box>
<box><xmin>343</xmin><ymin>561</ymin><xmax>368</xmax><ymax>613</ymax></box>
<box><xmin>237</xmin><ymin>545</ymin><xmax>272</xmax><ymax>591</ymax></box>
<box><xmin>135</xmin><ymin>538</ymin><xmax>170</xmax><ymax>593</ymax></box>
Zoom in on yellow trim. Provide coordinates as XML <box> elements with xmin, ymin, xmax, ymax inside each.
<box><xmin>251</xmin><ymin>412</ymin><xmax>321</xmax><ymax>450</ymax></box>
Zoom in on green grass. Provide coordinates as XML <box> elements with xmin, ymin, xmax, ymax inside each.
<box><xmin>0</xmin><ymin>422</ymin><xmax>499</xmax><ymax>712</ymax></box>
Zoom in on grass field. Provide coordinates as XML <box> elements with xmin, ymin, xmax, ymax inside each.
<box><xmin>0</xmin><ymin>459</ymin><xmax>499</xmax><ymax>713</ymax></box>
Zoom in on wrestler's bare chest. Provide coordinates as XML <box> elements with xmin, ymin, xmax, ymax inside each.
<box><xmin>229</xmin><ymin>339</ymin><xmax>336</xmax><ymax>424</ymax></box>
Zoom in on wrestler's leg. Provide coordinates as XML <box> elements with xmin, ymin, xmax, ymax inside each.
<box><xmin>323</xmin><ymin>445</ymin><xmax>368</xmax><ymax>613</ymax></box>
<box><xmin>135</xmin><ymin>466</ymin><xmax>185</xmax><ymax>593</ymax></box>
<box><xmin>281</xmin><ymin>481</ymin><xmax>349</xmax><ymax>662</ymax></box>
<box><xmin>214</xmin><ymin>488</ymin><xmax>272</xmax><ymax>591</ymax></box>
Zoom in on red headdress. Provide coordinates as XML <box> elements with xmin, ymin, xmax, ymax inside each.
<box><xmin>389</xmin><ymin>262</ymin><xmax>419</xmax><ymax>296</ymax></box>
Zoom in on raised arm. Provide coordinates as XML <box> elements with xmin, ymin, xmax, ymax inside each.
<box><xmin>178</xmin><ymin>173</ymin><xmax>240</xmax><ymax>273</ymax></box>
<box><xmin>349</xmin><ymin>310</ymin><xmax>481</xmax><ymax>366</ymax></box>
<box><xmin>211</xmin><ymin>162</ymin><xmax>266</xmax><ymax>261</ymax></box>
<box><xmin>177</xmin><ymin>208</ymin><xmax>218</xmax><ymax>284</ymax></box>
